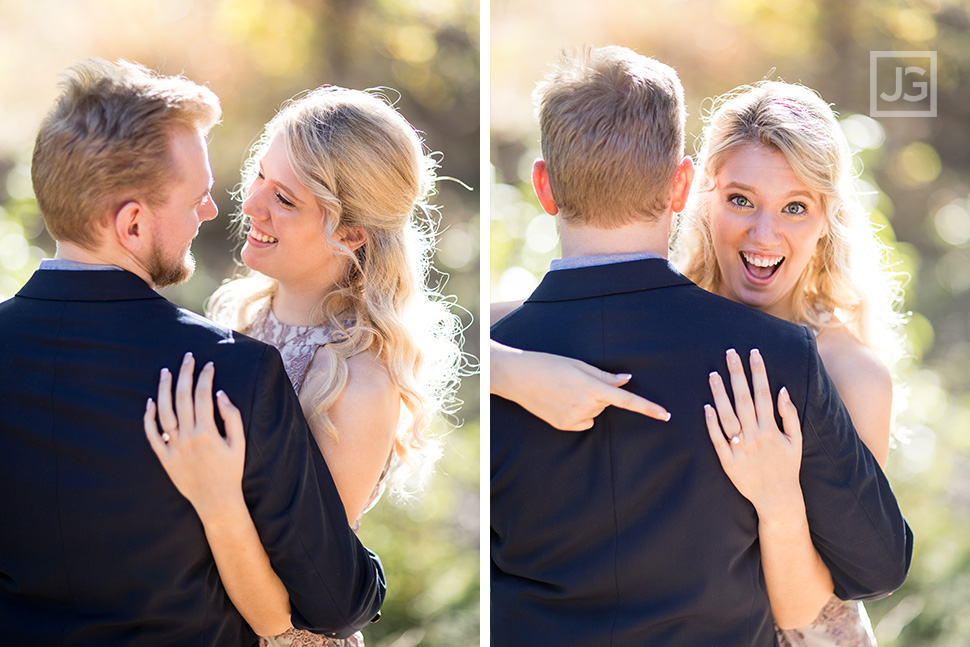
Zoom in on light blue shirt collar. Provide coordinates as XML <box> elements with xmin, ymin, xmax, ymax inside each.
<box><xmin>39</xmin><ymin>259</ymin><xmax>123</xmax><ymax>271</ymax></box>
<box><xmin>550</xmin><ymin>252</ymin><xmax>664</xmax><ymax>271</ymax></box>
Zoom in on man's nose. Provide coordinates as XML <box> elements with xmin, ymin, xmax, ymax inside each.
<box><xmin>200</xmin><ymin>193</ymin><xmax>218</xmax><ymax>222</ymax></box>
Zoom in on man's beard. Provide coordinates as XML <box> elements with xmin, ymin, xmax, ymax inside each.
<box><xmin>147</xmin><ymin>243</ymin><xmax>195</xmax><ymax>288</ymax></box>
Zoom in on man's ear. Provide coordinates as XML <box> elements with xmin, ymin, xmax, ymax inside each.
<box><xmin>669</xmin><ymin>156</ymin><xmax>695</xmax><ymax>214</ymax></box>
<box><xmin>532</xmin><ymin>159</ymin><xmax>559</xmax><ymax>216</ymax></box>
<box><xmin>337</xmin><ymin>225</ymin><xmax>367</xmax><ymax>252</ymax></box>
<box><xmin>114</xmin><ymin>200</ymin><xmax>148</xmax><ymax>253</ymax></box>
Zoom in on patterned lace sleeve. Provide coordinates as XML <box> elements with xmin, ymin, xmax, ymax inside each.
<box><xmin>260</xmin><ymin>627</ymin><xmax>364</xmax><ymax>647</ymax></box>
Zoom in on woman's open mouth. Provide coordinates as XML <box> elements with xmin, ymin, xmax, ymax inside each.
<box><xmin>247</xmin><ymin>225</ymin><xmax>279</xmax><ymax>246</ymax></box>
<box><xmin>740</xmin><ymin>251</ymin><xmax>783</xmax><ymax>281</ymax></box>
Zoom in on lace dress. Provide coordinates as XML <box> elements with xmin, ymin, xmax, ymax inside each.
<box><xmin>776</xmin><ymin>596</ymin><xmax>878</xmax><ymax>646</ymax></box>
<box><xmin>242</xmin><ymin>304</ymin><xmax>387</xmax><ymax>647</ymax></box>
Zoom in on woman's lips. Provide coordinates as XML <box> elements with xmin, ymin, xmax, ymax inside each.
<box><xmin>740</xmin><ymin>251</ymin><xmax>783</xmax><ymax>282</ymax></box>
<box><xmin>247</xmin><ymin>225</ymin><xmax>279</xmax><ymax>245</ymax></box>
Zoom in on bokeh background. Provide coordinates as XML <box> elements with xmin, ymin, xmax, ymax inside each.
<box><xmin>0</xmin><ymin>1</ymin><xmax>479</xmax><ymax>645</ymax></box>
<box><xmin>491</xmin><ymin>1</ymin><xmax>970</xmax><ymax>645</ymax></box>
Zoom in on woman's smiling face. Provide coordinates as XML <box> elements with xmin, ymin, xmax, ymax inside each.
<box><xmin>707</xmin><ymin>143</ymin><xmax>828</xmax><ymax>322</ymax></box>
<box><xmin>240</xmin><ymin>134</ymin><xmax>349</xmax><ymax>293</ymax></box>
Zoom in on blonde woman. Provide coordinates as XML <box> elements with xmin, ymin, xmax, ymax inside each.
<box><xmin>146</xmin><ymin>86</ymin><xmax>462</xmax><ymax>646</ymax></box>
<box><xmin>492</xmin><ymin>81</ymin><xmax>905</xmax><ymax>645</ymax></box>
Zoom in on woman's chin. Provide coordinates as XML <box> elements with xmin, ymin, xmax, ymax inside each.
<box><xmin>240</xmin><ymin>245</ymin><xmax>263</xmax><ymax>273</ymax></box>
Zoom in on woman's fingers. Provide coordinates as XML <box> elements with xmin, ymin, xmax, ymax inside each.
<box><xmin>777</xmin><ymin>386</ymin><xmax>802</xmax><ymax>449</ymax></box>
<box><xmin>595</xmin><ymin>382</ymin><xmax>671</xmax><ymax>422</ymax></box>
<box><xmin>748</xmin><ymin>349</ymin><xmax>775</xmax><ymax>427</ymax></box>
<box><xmin>194</xmin><ymin>361</ymin><xmax>216</xmax><ymax>428</ymax></box>
<box><xmin>705</xmin><ymin>403</ymin><xmax>733</xmax><ymax>463</ymax></box>
<box><xmin>174</xmin><ymin>352</ymin><xmax>196</xmax><ymax>431</ymax></box>
<box><xmin>156</xmin><ymin>367</ymin><xmax>178</xmax><ymax>442</ymax></box>
<box><xmin>216</xmin><ymin>390</ymin><xmax>246</xmax><ymax>450</ymax></box>
<box><xmin>143</xmin><ymin>398</ymin><xmax>168</xmax><ymax>456</ymax></box>
<box><xmin>708</xmin><ymin>370</ymin><xmax>742</xmax><ymax>441</ymax></box>
<box><xmin>725</xmin><ymin>348</ymin><xmax>757</xmax><ymax>433</ymax></box>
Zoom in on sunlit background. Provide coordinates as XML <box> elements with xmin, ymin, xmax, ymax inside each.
<box><xmin>491</xmin><ymin>1</ymin><xmax>970</xmax><ymax>644</ymax></box>
<box><xmin>0</xmin><ymin>0</ymin><xmax>479</xmax><ymax>645</ymax></box>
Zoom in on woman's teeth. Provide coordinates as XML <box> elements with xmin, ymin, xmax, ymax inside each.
<box><xmin>250</xmin><ymin>229</ymin><xmax>278</xmax><ymax>243</ymax></box>
<box><xmin>741</xmin><ymin>251</ymin><xmax>783</xmax><ymax>278</ymax></box>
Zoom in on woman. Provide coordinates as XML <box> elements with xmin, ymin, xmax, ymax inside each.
<box><xmin>492</xmin><ymin>81</ymin><xmax>906</xmax><ymax>645</ymax></box>
<box><xmin>145</xmin><ymin>86</ymin><xmax>463</xmax><ymax>645</ymax></box>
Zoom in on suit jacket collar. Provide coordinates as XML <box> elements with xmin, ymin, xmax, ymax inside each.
<box><xmin>527</xmin><ymin>258</ymin><xmax>694</xmax><ymax>303</ymax></box>
<box><xmin>16</xmin><ymin>269</ymin><xmax>165</xmax><ymax>302</ymax></box>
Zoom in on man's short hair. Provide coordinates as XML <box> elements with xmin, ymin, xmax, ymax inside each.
<box><xmin>533</xmin><ymin>46</ymin><xmax>685</xmax><ymax>228</ymax></box>
<box><xmin>31</xmin><ymin>58</ymin><xmax>221</xmax><ymax>248</ymax></box>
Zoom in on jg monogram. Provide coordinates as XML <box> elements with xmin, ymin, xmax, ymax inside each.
<box><xmin>870</xmin><ymin>51</ymin><xmax>937</xmax><ymax>117</ymax></box>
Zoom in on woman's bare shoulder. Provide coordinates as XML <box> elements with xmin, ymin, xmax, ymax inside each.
<box><xmin>816</xmin><ymin>324</ymin><xmax>893</xmax><ymax>465</ymax></box>
<box><xmin>816</xmin><ymin>325</ymin><xmax>891</xmax><ymax>390</ymax></box>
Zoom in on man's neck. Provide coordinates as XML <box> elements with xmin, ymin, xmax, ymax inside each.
<box><xmin>55</xmin><ymin>241</ymin><xmax>154</xmax><ymax>288</ymax></box>
<box><xmin>559</xmin><ymin>215</ymin><xmax>671</xmax><ymax>259</ymax></box>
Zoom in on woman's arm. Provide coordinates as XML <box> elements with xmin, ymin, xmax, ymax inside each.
<box><xmin>706</xmin><ymin>348</ymin><xmax>834</xmax><ymax>629</ymax></box>
<box><xmin>301</xmin><ymin>349</ymin><xmax>400</xmax><ymax>525</ymax></box>
<box><xmin>144</xmin><ymin>353</ymin><xmax>291</xmax><ymax>636</ymax></box>
<box><xmin>490</xmin><ymin>340</ymin><xmax>671</xmax><ymax>431</ymax></box>
<box><xmin>491</xmin><ymin>300</ymin><xmax>524</xmax><ymax>326</ymax></box>
<box><xmin>817</xmin><ymin>330</ymin><xmax>892</xmax><ymax>468</ymax></box>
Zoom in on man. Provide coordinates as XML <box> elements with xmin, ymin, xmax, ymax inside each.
<box><xmin>491</xmin><ymin>46</ymin><xmax>912</xmax><ymax>645</ymax></box>
<box><xmin>0</xmin><ymin>59</ymin><xmax>384</xmax><ymax>644</ymax></box>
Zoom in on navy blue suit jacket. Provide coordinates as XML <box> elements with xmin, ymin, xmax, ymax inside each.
<box><xmin>0</xmin><ymin>270</ymin><xmax>385</xmax><ymax>645</ymax></box>
<box><xmin>491</xmin><ymin>259</ymin><xmax>912</xmax><ymax>647</ymax></box>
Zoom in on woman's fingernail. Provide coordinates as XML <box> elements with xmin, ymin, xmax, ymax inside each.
<box><xmin>617</xmin><ymin>373</ymin><xmax>633</xmax><ymax>381</ymax></box>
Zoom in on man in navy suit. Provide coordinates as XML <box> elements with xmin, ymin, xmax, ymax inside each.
<box><xmin>491</xmin><ymin>46</ymin><xmax>912</xmax><ymax>646</ymax></box>
<box><xmin>0</xmin><ymin>59</ymin><xmax>384</xmax><ymax>645</ymax></box>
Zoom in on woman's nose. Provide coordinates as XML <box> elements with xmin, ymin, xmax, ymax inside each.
<box><xmin>242</xmin><ymin>185</ymin><xmax>265</xmax><ymax>220</ymax></box>
<box><xmin>749</xmin><ymin>210</ymin><xmax>780</xmax><ymax>245</ymax></box>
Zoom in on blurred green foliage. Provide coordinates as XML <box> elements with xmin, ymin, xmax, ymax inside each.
<box><xmin>0</xmin><ymin>1</ymin><xmax>479</xmax><ymax>645</ymax></box>
<box><xmin>491</xmin><ymin>1</ymin><xmax>970</xmax><ymax>644</ymax></box>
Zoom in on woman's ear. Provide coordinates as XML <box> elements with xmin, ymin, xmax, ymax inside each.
<box><xmin>338</xmin><ymin>225</ymin><xmax>368</xmax><ymax>252</ymax></box>
<box><xmin>114</xmin><ymin>200</ymin><xmax>148</xmax><ymax>253</ymax></box>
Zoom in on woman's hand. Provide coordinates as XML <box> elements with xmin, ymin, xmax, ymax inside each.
<box><xmin>144</xmin><ymin>352</ymin><xmax>292</xmax><ymax>635</ymax></box>
<box><xmin>705</xmin><ymin>348</ymin><xmax>835</xmax><ymax>628</ymax></box>
<box><xmin>705</xmin><ymin>348</ymin><xmax>802</xmax><ymax>516</ymax></box>
<box><xmin>144</xmin><ymin>352</ymin><xmax>246</xmax><ymax>520</ymax></box>
<box><xmin>491</xmin><ymin>340</ymin><xmax>670</xmax><ymax>431</ymax></box>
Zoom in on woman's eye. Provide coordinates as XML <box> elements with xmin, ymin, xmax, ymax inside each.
<box><xmin>783</xmin><ymin>202</ymin><xmax>806</xmax><ymax>215</ymax></box>
<box><xmin>276</xmin><ymin>193</ymin><xmax>295</xmax><ymax>208</ymax></box>
<box><xmin>728</xmin><ymin>194</ymin><xmax>751</xmax><ymax>208</ymax></box>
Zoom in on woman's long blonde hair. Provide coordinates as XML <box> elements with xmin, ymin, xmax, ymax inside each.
<box><xmin>673</xmin><ymin>81</ymin><xmax>906</xmax><ymax>368</ymax></box>
<box><xmin>209</xmin><ymin>86</ymin><xmax>463</xmax><ymax>494</ymax></box>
